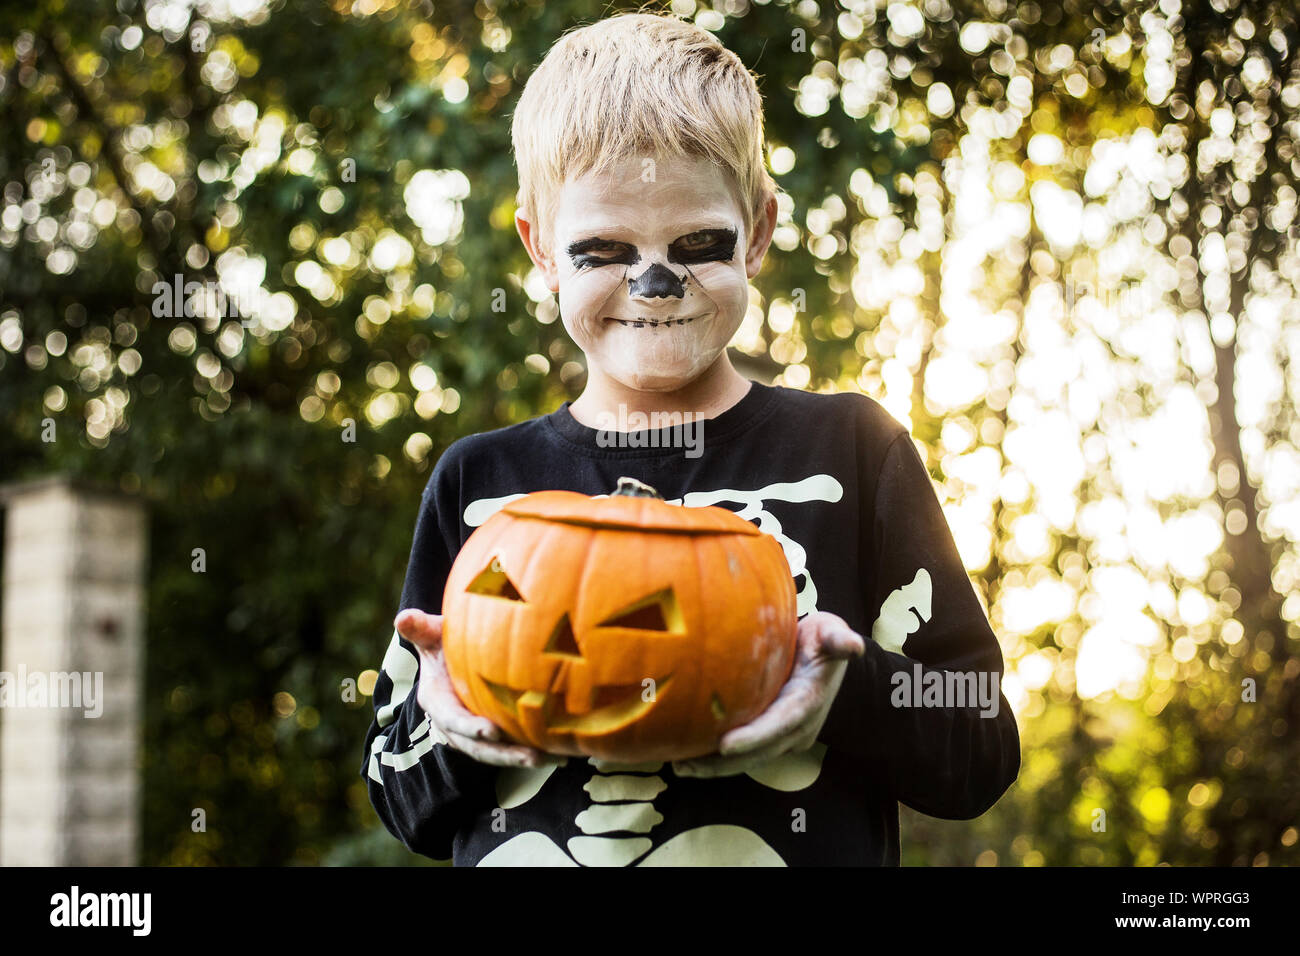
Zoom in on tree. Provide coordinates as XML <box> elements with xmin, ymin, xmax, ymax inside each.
<box><xmin>1</xmin><ymin>0</ymin><xmax>1294</xmax><ymax>865</ymax></box>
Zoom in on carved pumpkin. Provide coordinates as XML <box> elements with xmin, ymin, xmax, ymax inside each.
<box><xmin>441</xmin><ymin>477</ymin><xmax>798</xmax><ymax>763</ymax></box>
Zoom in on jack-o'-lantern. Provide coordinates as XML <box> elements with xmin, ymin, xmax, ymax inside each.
<box><xmin>441</xmin><ymin>477</ymin><xmax>798</xmax><ymax>763</ymax></box>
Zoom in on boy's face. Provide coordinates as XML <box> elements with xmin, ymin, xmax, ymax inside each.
<box><xmin>521</xmin><ymin>154</ymin><xmax>771</xmax><ymax>393</ymax></box>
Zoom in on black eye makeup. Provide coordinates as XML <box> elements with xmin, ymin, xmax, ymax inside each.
<box><xmin>668</xmin><ymin>228</ymin><xmax>737</xmax><ymax>265</ymax></box>
<box><xmin>566</xmin><ymin>238</ymin><xmax>640</xmax><ymax>269</ymax></box>
<box><xmin>565</xmin><ymin>227</ymin><xmax>738</xmax><ymax>270</ymax></box>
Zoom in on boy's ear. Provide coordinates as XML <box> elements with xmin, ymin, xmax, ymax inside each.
<box><xmin>515</xmin><ymin>208</ymin><xmax>560</xmax><ymax>293</ymax></box>
<box><xmin>744</xmin><ymin>193</ymin><xmax>780</xmax><ymax>279</ymax></box>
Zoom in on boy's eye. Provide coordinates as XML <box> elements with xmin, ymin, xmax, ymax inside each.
<box><xmin>668</xmin><ymin>228</ymin><xmax>737</xmax><ymax>265</ymax></box>
<box><xmin>677</xmin><ymin>232</ymin><xmax>715</xmax><ymax>249</ymax></box>
<box><xmin>566</xmin><ymin>238</ymin><xmax>639</xmax><ymax>268</ymax></box>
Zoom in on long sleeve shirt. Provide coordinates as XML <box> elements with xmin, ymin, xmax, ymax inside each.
<box><xmin>361</xmin><ymin>381</ymin><xmax>1021</xmax><ymax>865</ymax></box>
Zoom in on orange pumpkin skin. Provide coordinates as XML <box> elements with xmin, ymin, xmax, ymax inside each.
<box><xmin>441</xmin><ymin>479</ymin><xmax>798</xmax><ymax>763</ymax></box>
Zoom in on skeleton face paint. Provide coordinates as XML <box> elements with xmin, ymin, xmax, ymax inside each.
<box><xmin>548</xmin><ymin>155</ymin><xmax>753</xmax><ymax>392</ymax></box>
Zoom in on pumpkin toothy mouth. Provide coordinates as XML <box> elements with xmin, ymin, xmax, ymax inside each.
<box><xmin>481</xmin><ymin>676</ymin><xmax>671</xmax><ymax>735</ymax></box>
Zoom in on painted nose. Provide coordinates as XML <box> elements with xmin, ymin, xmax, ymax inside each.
<box><xmin>628</xmin><ymin>262</ymin><xmax>685</xmax><ymax>299</ymax></box>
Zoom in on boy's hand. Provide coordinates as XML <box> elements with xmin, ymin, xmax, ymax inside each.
<box><xmin>672</xmin><ymin>611</ymin><xmax>865</xmax><ymax>778</ymax></box>
<box><xmin>394</xmin><ymin>609</ymin><xmax>565</xmax><ymax>769</ymax></box>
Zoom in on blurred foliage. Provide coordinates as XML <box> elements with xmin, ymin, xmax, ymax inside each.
<box><xmin>0</xmin><ymin>0</ymin><xmax>1296</xmax><ymax>866</ymax></box>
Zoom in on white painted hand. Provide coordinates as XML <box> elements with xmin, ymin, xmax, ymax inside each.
<box><xmin>394</xmin><ymin>608</ymin><xmax>564</xmax><ymax>769</ymax></box>
<box><xmin>672</xmin><ymin>611</ymin><xmax>865</xmax><ymax>778</ymax></box>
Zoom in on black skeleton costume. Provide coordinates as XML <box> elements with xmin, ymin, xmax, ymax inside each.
<box><xmin>361</xmin><ymin>382</ymin><xmax>1021</xmax><ymax>866</ymax></box>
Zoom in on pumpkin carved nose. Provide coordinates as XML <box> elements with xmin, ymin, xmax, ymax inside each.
<box><xmin>545</xmin><ymin>614</ymin><xmax>582</xmax><ymax>658</ymax></box>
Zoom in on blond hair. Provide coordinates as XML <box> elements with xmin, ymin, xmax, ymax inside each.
<box><xmin>510</xmin><ymin>10</ymin><xmax>778</xmax><ymax>257</ymax></box>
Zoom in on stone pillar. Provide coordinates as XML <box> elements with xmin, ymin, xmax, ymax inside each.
<box><xmin>0</xmin><ymin>476</ymin><xmax>147</xmax><ymax>865</ymax></box>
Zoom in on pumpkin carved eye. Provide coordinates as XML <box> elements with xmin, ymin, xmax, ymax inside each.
<box><xmin>598</xmin><ymin>587</ymin><xmax>684</xmax><ymax>633</ymax></box>
<box><xmin>467</xmin><ymin>556</ymin><xmax>525</xmax><ymax>601</ymax></box>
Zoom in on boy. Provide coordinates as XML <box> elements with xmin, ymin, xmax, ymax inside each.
<box><xmin>361</xmin><ymin>11</ymin><xmax>1020</xmax><ymax>866</ymax></box>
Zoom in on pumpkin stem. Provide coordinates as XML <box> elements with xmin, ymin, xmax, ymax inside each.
<box><xmin>612</xmin><ymin>476</ymin><xmax>662</xmax><ymax>499</ymax></box>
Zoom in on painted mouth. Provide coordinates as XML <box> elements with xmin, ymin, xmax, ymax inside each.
<box><xmin>605</xmin><ymin>314</ymin><xmax>705</xmax><ymax>328</ymax></box>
